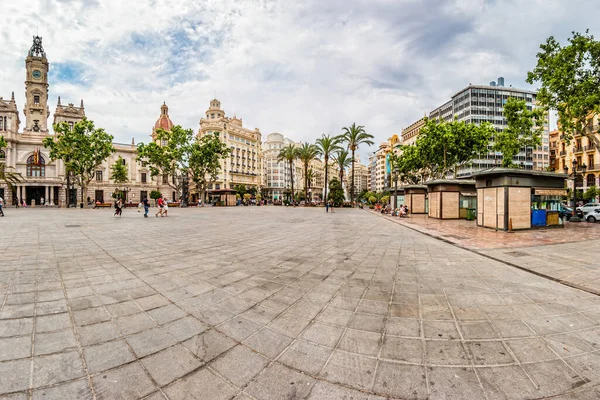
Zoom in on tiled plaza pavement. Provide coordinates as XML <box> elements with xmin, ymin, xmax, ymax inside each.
<box><xmin>376</xmin><ymin>212</ymin><xmax>600</xmax><ymax>296</ymax></box>
<box><xmin>2</xmin><ymin>207</ymin><xmax>600</xmax><ymax>399</ymax></box>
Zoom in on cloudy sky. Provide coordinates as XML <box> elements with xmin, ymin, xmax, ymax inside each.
<box><xmin>1</xmin><ymin>0</ymin><xmax>597</xmax><ymax>161</ymax></box>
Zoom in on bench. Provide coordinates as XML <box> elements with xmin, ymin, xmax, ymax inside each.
<box><xmin>93</xmin><ymin>203</ymin><xmax>111</xmax><ymax>208</ymax></box>
<box><xmin>167</xmin><ymin>202</ymin><xmax>180</xmax><ymax>207</ymax></box>
<box><xmin>123</xmin><ymin>203</ymin><xmax>138</xmax><ymax>208</ymax></box>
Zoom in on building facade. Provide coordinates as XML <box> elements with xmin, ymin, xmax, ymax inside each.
<box><xmin>0</xmin><ymin>36</ymin><xmax>172</xmax><ymax>206</ymax></box>
<box><xmin>262</xmin><ymin>132</ymin><xmax>301</xmax><ymax>200</ymax></box>
<box><xmin>557</xmin><ymin>116</ymin><xmax>600</xmax><ymax>192</ymax></box>
<box><xmin>401</xmin><ymin>117</ymin><xmax>425</xmax><ymax>147</ymax></box>
<box><xmin>428</xmin><ymin>78</ymin><xmax>549</xmax><ymax>176</ymax></box>
<box><xmin>198</xmin><ymin>99</ymin><xmax>262</xmax><ymax>192</ymax></box>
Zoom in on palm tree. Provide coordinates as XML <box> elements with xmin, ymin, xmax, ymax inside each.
<box><xmin>315</xmin><ymin>134</ymin><xmax>342</xmax><ymax>205</ymax></box>
<box><xmin>306</xmin><ymin>169</ymin><xmax>314</xmax><ymax>202</ymax></box>
<box><xmin>333</xmin><ymin>148</ymin><xmax>351</xmax><ymax>191</ymax></box>
<box><xmin>277</xmin><ymin>143</ymin><xmax>298</xmax><ymax>203</ymax></box>
<box><xmin>341</xmin><ymin>123</ymin><xmax>374</xmax><ymax>204</ymax></box>
<box><xmin>297</xmin><ymin>142</ymin><xmax>319</xmax><ymax>205</ymax></box>
<box><xmin>0</xmin><ymin>136</ymin><xmax>23</xmax><ymax>201</ymax></box>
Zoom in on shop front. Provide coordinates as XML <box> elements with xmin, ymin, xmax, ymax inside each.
<box><xmin>473</xmin><ymin>168</ymin><xmax>567</xmax><ymax>231</ymax></box>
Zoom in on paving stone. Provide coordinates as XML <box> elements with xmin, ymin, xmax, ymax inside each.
<box><xmin>126</xmin><ymin>327</ymin><xmax>177</xmax><ymax>357</ymax></box>
<box><xmin>307</xmin><ymin>380</ymin><xmax>370</xmax><ymax>400</ymax></box>
<box><xmin>163</xmin><ymin>316</ymin><xmax>208</xmax><ymax>341</ymax></box>
<box><xmin>36</xmin><ymin>313</ymin><xmax>72</xmax><ymax>332</ymax></box>
<box><xmin>0</xmin><ymin>318</ymin><xmax>33</xmax><ymax>337</ymax></box>
<box><xmin>478</xmin><ymin>365</ymin><xmax>543</xmax><ymax>399</ymax></box>
<box><xmin>348</xmin><ymin>313</ymin><xmax>385</xmax><ymax>333</ymax></box>
<box><xmin>425</xmin><ymin>340</ymin><xmax>470</xmax><ymax>366</ymax></box>
<box><xmin>427</xmin><ymin>366</ymin><xmax>486</xmax><ymax>399</ymax></box>
<box><xmin>321</xmin><ymin>350</ymin><xmax>377</xmax><ymax>390</ymax></box>
<box><xmin>83</xmin><ymin>340</ymin><xmax>135</xmax><ymax>374</ymax></box>
<box><xmin>72</xmin><ymin>307</ymin><xmax>110</xmax><ymax>327</ymax></box>
<box><xmin>92</xmin><ymin>362</ymin><xmax>155</xmax><ymax>399</ymax></box>
<box><xmin>32</xmin><ymin>378</ymin><xmax>92</xmax><ymax>400</ymax></box>
<box><xmin>506</xmin><ymin>337</ymin><xmax>559</xmax><ymax>363</ymax></box>
<box><xmin>0</xmin><ymin>358</ymin><xmax>31</xmax><ymax>393</ymax></box>
<box><xmin>338</xmin><ymin>329</ymin><xmax>381</xmax><ymax>357</ymax></box>
<box><xmin>523</xmin><ymin>360</ymin><xmax>590</xmax><ymax>397</ymax></box>
<box><xmin>34</xmin><ymin>329</ymin><xmax>77</xmax><ymax>356</ymax></box>
<box><xmin>183</xmin><ymin>329</ymin><xmax>237</xmax><ymax>363</ymax></box>
<box><xmin>385</xmin><ymin>317</ymin><xmax>421</xmax><ymax>337</ymax></box>
<box><xmin>115</xmin><ymin>313</ymin><xmax>156</xmax><ymax>336</ymax></box>
<box><xmin>32</xmin><ymin>351</ymin><xmax>85</xmax><ymax>388</ymax></box>
<box><xmin>0</xmin><ymin>335</ymin><xmax>31</xmax><ymax>361</ymax></box>
<box><xmin>246</xmin><ymin>363</ymin><xmax>316</xmax><ymax>400</ymax></box>
<box><xmin>372</xmin><ymin>361</ymin><xmax>427</xmax><ymax>399</ymax></box>
<box><xmin>279</xmin><ymin>339</ymin><xmax>332</xmax><ymax>374</ymax></box>
<box><xmin>211</xmin><ymin>345</ymin><xmax>269</xmax><ymax>387</ymax></box>
<box><xmin>301</xmin><ymin>322</ymin><xmax>345</xmax><ymax>348</ymax></box>
<box><xmin>76</xmin><ymin>321</ymin><xmax>120</xmax><ymax>346</ymax></box>
<box><xmin>380</xmin><ymin>336</ymin><xmax>423</xmax><ymax>363</ymax></box>
<box><xmin>164</xmin><ymin>368</ymin><xmax>238</xmax><ymax>400</ymax></box>
<box><xmin>141</xmin><ymin>344</ymin><xmax>202</xmax><ymax>386</ymax></box>
<box><xmin>147</xmin><ymin>304</ymin><xmax>187</xmax><ymax>325</ymax></box>
<box><xmin>242</xmin><ymin>327</ymin><xmax>294</xmax><ymax>359</ymax></box>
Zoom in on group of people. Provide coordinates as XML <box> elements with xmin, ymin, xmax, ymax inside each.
<box><xmin>112</xmin><ymin>195</ymin><xmax>169</xmax><ymax>218</ymax></box>
<box><xmin>380</xmin><ymin>204</ymin><xmax>409</xmax><ymax>217</ymax></box>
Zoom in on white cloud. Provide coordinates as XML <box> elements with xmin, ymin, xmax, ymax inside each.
<box><xmin>1</xmin><ymin>0</ymin><xmax>598</xmax><ymax>158</ymax></box>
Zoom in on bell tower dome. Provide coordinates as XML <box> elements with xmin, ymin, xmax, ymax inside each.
<box><xmin>151</xmin><ymin>102</ymin><xmax>174</xmax><ymax>144</ymax></box>
<box><xmin>23</xmin><ymin>36</ymin><xmax>50</xmax><ymax>135</ymax></box>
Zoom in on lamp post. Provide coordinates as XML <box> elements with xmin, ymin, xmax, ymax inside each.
<box><xmin>563</xmin><ymin>159</ymin><xmax>587</xmax><ymax>222</ymax></box>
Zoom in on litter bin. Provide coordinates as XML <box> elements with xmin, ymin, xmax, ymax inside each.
<box><xmin>466</xmin><ymin>208</ymin><xmax>476</xmax><ymax>221</ymax></box>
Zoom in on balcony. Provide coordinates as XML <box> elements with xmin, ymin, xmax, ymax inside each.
<box><xmin>559</xmin><ymin>150</ymin><xmax>567</xmax><ymax>156</ymax></box>
<box><xmin>584</xmin><ymin>144</ymin><xmax>597</xmax><ymax>152</ymax></box>
<box><xmin>573</xmin><ymin>146</ymin><xmax>583</xmax><ymax>153</ymax></box>
<box><xmin>588</xmin><ymin>164</ymin><xmax>600</xmax><ymax>171</ymax></box>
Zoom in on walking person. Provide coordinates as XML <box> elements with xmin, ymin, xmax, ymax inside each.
<box><xmin>14</xmin><ymin>196</ymin><xmax>19</xmax><ymax>209</ymax></box>
<box><xmin>325</xmin><ymin>201</ymin><xmax>329</xmax><ymax>213</ymax></box>
<box><xmin>155</xmin><ymin>196</ymin><xmax>164</xmax><ymax>217</ymax></box>
<box><xmin>163</xmin><ymin>198</ymin><xmax>169</xmax><ymax>217</ymax></box>
<box><xmin>0</xmin><ymin>196</ymin><xmax>4</xmax><ymax>217</ymax></box>
<box><xmin>114</xmin><ymin>198</ymin><xmax>123</xmax><ymax>217</ymax></box>
<box><xmin>142</xmin><ymin>196</ymin><xmax>149</xmax><ymax>218</ymax></box>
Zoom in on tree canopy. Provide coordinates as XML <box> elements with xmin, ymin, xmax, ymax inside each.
<box><xmin>43</xmin><ymin>119</ymin><xmax>115</xmax><ymax>207</ymax></box>
<box><xmin>110</xmin><ymin>156</ymin><xmax>129</xmax><ymax>186</ymax></box>
<box><xmin>297</xmin><ymin>142</ymin><xmax>319</xmax><ymax>204</ymax></box>
<box><xmin>315</xmin><ymin>134</ymin><xmax>342</xmax><ymax>204</ymax></box>
<box><xmin>527</xmin><ymin>30</ymin><xmax>600</xmax><ymax>148</ymax></box>
<box><xmin>396</xmin><ymin>118</ymin><xmax>493</xmax><ymax>182</ymax></box>
<box><xmin>341</xmin><ymin>123</ymin><xmax>374</xmax><ymax>203</ymax></box>
<box><xmin>188</xmin><ymin>133</ymin><xmax>231</xmax><ymax>204</ymax></box>
<box><xmin>327</xmin><ymin>178</ymin><xmax>345</xmax><ymax>206</ymax></box>
<box><xmin>494</xmin><ymin>97</ymin><xmax>545</xmax><ymax>167</ymax></box>
<box><xmin>0</xmin><ymin>136</ymin><xmax>23</xmax><ymax>192</ymax></box>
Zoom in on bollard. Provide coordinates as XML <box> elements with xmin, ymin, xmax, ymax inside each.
<box><xmin>508</xmin><ymin>217</ymin><xmax>514</xmax><ymax>233</ymax></box>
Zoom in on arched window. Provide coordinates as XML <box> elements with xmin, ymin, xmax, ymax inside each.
<box><xmin>0</xmin><ymin>150</ymin><xmax>5</xmax><ymax>161</ymax></box>
<box><xmin>587</xmin><ymin>174</ymin><xmax>596</xmax><ymax>187</ymax></box>
<box><xmin>26</xmin><ymin>154</ymin><xmax>45</xmax><ymax>177</ymax></box>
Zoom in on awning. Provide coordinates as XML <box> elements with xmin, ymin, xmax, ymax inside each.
<box><xmin>534</xmin><ymin>188</ymin><xmax>567</xmax><ymax>196</ymax></box>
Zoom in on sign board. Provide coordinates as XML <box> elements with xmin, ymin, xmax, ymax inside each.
<box><xmin>534</xmin><ymin>189</ymin><xmax>567</xmax><ymax>196</ymax></box>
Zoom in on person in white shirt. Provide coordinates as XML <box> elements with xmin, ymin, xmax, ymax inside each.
<box><xmin>0</xmin><ymin>196</ymin><xmax>4</xmax><ymax>216</ymax></box>
<box><xmin>163</xmin><ymin>198</ymin><xmax>169</xmax><ymax>217</ymax></box>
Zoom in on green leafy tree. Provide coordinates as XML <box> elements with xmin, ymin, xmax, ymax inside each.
<box><xmin>255</xmin><ymin>193</ymin><xmax>262</xmax><ymax>203</ymax></box>
<box><xmin>43</xmin><ymin>119</ymin><xmax>115</xmax><ymax>208</ymax></box>
<box><xmin>188</xmin><ymin>134</ymin><xmax>231</xmax><ymax>205</ymax></box>
<box><xmin>297</xmin><ymin>142</ymin><xmax>319</xmax><ymax>205</ymax></box>
<box><xmin>315</xmin><ymin>134</ymin><xmax>342</xmax><ymax>205</ymax></box>
<box><xmin>368</xmin><ymin>195</ymin><xmax>377</xmax><ymax>205</ymax></box>
<box><xmin>150</xmin><ymin>190</ymin><xmax>161</xmax><ymax>205</ymax></box>
<box><xmin>381</xmin><ymin>195</ymin><xmax>390</xmax><ymax>205</ymax></box>
<box><xmin>110</xmin><ymin>156</ymin><xmax>129</xmax><ymax>190</ymax></box>
<box><xmin>0</xmin><ymin>136</ymin><xmax>23</xmax><ymax>196</ymax></box>
<box><xmin>327</xmin><ymin>178</ymin><xmax>345</xmax><ymax>206</ymax></box>
<box><xmin>357</xmin><ymin>189</ymin><xmax>369</xmax><ymax>202</ymax></box>
<box><xmin>137</xmin><ymin>125</ymin><xmax>195</xmax><ymax>204</ymax></box>
<box><xmin>494</xmin><ymin>98</ymin><xmax>545</xmax><ymax>167</ymax></box>
<box><xmin>278</xmin><ymin>143</ymin><xmax>299</xmax><ymax>203</ymax></box>
<box><xmin>527</xmin><ymin>30</ymin><xmax>600</xmax><ymax>149</ymax></box>
<box><xmin>243</xmin><ymin>193</ymin><xmax>252</xmax><ymax>203</ymax></box>
<box><xmin>341</xmin><ymin>123</ymin><xmax>374</xmax><ymax>204</ymax></box>
<box><xmin>583</xmin><ymin>186</ymin><xmax>598</xmax><ymax>201</ymax></box>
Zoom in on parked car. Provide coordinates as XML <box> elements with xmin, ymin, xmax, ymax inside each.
<box><xmin>577</xmin><ymin>202</ymin><xmax>600</xmax><ymax>214</ymax></box>
<box><xmin>583</xmin><ymin>208</ymin><xmax>600</xmax><ymax>223</ymax></box>
<box><xmin>559</xmin><ymin>205</ymin><xmax>575</xmax><ymax>221</ymax></box>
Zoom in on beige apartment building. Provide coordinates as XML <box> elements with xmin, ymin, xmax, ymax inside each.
<box><xmin>557</xmin><ymin>116</ymin><xmax>600</xmax><ymax>192</ymax></box>
<box><xmin>402</xmin><ymin>117</ymin><xmax>425</xmax><ymax>147</ymax></box>
<box><xmin>262</xmin><ymin>132</ymin><xmax>301</xmax><ymax>200</ymax></box>
<box><xmin>198</xmin><ymin>99</ymin><xmax>262</xmax><ymax>192</ymax></box>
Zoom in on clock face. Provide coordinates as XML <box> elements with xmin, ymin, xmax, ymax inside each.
<box><xmin>32</xmin><ymin>70</ymin><xmax>42</xmax><ymax>79</ymax></box>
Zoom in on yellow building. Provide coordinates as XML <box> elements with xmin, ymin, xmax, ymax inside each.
<box><xmin>198</xmin><ymin>99</ymin><xmax>262</xmax><ymax>192</ymax></box>
<box><xmin>558</xmin><ymin>116</ymin><xmax>600</xmax><ymax>192</ymax></box>
<box><xmin>401</xmin><ymin>117</ymin><xmax>425</xmax><ymax>147</ymax></box>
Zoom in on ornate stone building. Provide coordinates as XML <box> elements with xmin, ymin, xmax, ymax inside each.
<box><xmin>0</xmin><ymin>36</ymin><xmax>172</xmax><ymax>206</ymax></box>
<box><xmin>198</xmin><ymin>99</ymin><xmax>263</xmax><ymax>192</ymax></box>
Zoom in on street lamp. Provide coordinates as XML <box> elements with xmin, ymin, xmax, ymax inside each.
<box><xmin>563</xmin><ymin>159</ymin><xmax>587</xmax><ymax>222</ymax></box>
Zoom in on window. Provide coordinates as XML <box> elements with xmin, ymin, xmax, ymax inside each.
<box><xmin>161</xmin><ymin>140</ymin><xmax>167</xmax><ymax>146</ymax></box>
<box><xmin>0</xmin><ymin>117</ymin><xmax>3</xmax><ymax>130</ymax></box>
<box><xmin>162</xmin><ymin>174</ymin><xmax>168</xmax><ymax>184</ymax></box>
<box><xmin>142</xmin><ymin>161</ymin><xmax>147</xmax><ymax>167</ymax></box>
<box><xmin>68</xmin><ymin>121</ymin><xmax>74</xmax><ymax>131</ymax></box>
<box><xmin>3</xmin><ymin>117</ymin><xmax>5</xmax><ymax>130</ymax></box>
<box><xmin>95</xmin><ymin>170</ymin><xmax>102</xmax><ymax>182</ymax></box>
<box><xmin>590</xmin><ymin>155</ymin><xmax>595</xmax><ymax>167</ymax></box>
<box><xmin>26</xmin><ymin>154</ymin><xmax>45</xmax><ymax>177</ymax></box>
<box><xmin>121</xmin><ymin>158</ymin><xmax>126</xmax><ymax>166</ymax></box>
<box><xmin>141</xmin><ymin>173</ymin><xmax>147</xmax><ymax>183</ymax></box>
<box><xmin>0</xmin><ymin>150</ymin><xmax>5</xmax><ymax>160</ymax></box>
<box><xmin>34</xmin><ymin>95</ymin><xmax>40</xmax><ymax>105</ymax></box>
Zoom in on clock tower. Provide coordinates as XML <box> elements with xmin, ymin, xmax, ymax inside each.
<box><xmin>23</xmin><ymin>36</ymin><xmax>50</xmax><ymax>135</ymax></box>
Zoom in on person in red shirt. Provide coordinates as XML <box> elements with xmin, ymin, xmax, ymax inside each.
<box><xmin>155</xmin><ymin>196</ymin><xmax>164</xmax><ymax>217</ymax></box>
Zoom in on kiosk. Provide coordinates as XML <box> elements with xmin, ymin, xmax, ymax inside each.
<box><xmin>426</xmin><ymin>179</ymin><xmax>477</xmax><ymax>219</ymax></box>
<box><xmin>404</xmin><ymin>185</ymin><xmax>428</xmax><ymax>214</ymax></box>
<box><xmin>472</xmin><ymin>168</ymin><xmax>567</xmax><ymax>230</ymax></box>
